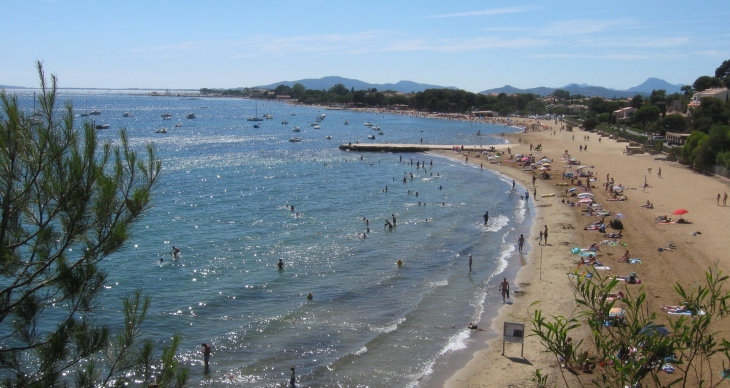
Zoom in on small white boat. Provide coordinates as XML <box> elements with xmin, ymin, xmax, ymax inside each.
<box><xmin>373</xmin><ymin>126</ymin><xmax>380</xmax><ymax>130</ymax></box>
<box><xmin>89</xmin><ymin>110</ymin><xmax>101</xmax><ymax>116</ymax></box>
<box><xmin>95</xmin><ymin>123</ymin><xmax>110</xmax><ymax>130</ymax></box>
<box><xmin>200</xmin><ymin>106</ymin><xmax>208</xmax><ymax>109</ymax></box>
<box><xmin>282</xmin><ymin>120</ymin><xmax>288</xmax><ymax>124</ymax></box>
<box><xmin>326</xmin><ymin>136</ymin><xmax>332</xmax><ymax>139</ymax></box>
<box><xmin>161</xmin><ymin>113</ymin><xmax>172</xmax><ymax>119</ymax></box>
<box><xmin>253</xmin><ymin>123</ymin><xmax>261</xmax><ymax>128</ymax></box>
<box><xmin>319</xmin><ymin>114</ymin><xmax>326</xmax><ymax>119</ymax></box>
<box><xmin>313</xmin><ymin>124</ymin><xmax>320</xmax><ymax>129</ymax></box>
<box><xmin>289</xmin><ymin>137</ymin><xmax>302</xmax><ymax>142</ymax></box>
<box><xmin>264</xmin><ymin>114</ymin><xmax>273</xmax><ymax>119</ymax></box>
<box><xmin>174</xmin><ymin>122</ymin><xmax>182</xmax><ymax>127</ymax></box>
<box><xmin>122</xmin><ymin>112</ymin><xmax>132</xmax><ymax>117</ymax></box>
<box><xmin>364</xmin><ymin>122</ymin><xmax>373</xmax><ymax>127</ymax></box>
<box><xmin>155</xmin><ymin>128</ymin><xmax>168</xmax><ymax>133</ymax></box>
<box><xmin>344</xmin><ymin>121</ymin><xmax>349</xmax><ymax>125</ymax></box>
<box><xmin>293</xmin><ymin>127</ymin><xmax>301</xmax><ymax>132</ymax></box>
<box><xmin>367</xmin><ymin>134</ymin><xmax>375</xmax><ymax>139</ymax></box>
<box><xmin>186</xmin><ymin>113</ymin><xmax>196</xmax><ymax>119</ymax></box>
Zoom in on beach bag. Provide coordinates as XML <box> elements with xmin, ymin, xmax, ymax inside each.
<box><xmin>611</xmin><ymin>219</ymin><xmax>623</xmax><ymax>230</ymax></box>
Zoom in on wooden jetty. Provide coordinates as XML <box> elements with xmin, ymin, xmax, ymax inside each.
<box><xmin>338</xmin><ymin>143</ymin><xmax>502</xmax><ymax>152</ymax></box>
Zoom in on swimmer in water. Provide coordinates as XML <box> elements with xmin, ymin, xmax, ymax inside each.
<box><xmin>172</xmin><ymin>246</ymin><xmax>180</xmax><ymax>258</ymax></box>
<box><xmin>277</xmin><ymin>258</ymin><xmax>284</xmax><ymax>269</ymax></box>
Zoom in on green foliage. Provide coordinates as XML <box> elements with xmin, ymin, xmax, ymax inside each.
<box><xmin>715</xmin><ymin>59</ymin><xmax>730</xmax><ymax>88</ymax></box>
<box><xmin>660</xmin><ymin>114</ymin><xmax>688</xmax><ymax>133</ymax></box>
<box><xmin>0</xmin><ymin>62</ymin><xmax>186</xmax><ymax>387</ymax></box>
<box><xmin>681</xmin><ymin>85</ymin><xmax>694</xmax><ymax>97</ymax></box>
<box><xmin>583</xmin><ymin>118</ymin><xmax>600</xmax><ymax>131</ymax></box>
<box><xmin>693</xmin><ymin>76</ymin><xmax>723</xmax><ymax>92</ymax></box>
<box><xmin>631</xmin><ymin>95</ymin><xmax>644</xmax><ymax>109</ymax></box>
<box><xmin>681</xmin><ymin>131</ymin><xmax>708</xmax><ymax>161</ymax></box>
<box><xmin>690</xmin><ymin>98</ymin><xmax>730</xmax><ymax>133</ymax></box>
<box><xmin>274</xmin><ymin>84</ymin><xmax>291</xmax><ymax>96</ymax></box>
<box><xmin>327</xmin><ymin>83</ymin><xmax>349</xmax><ymax>96</ymax></box>
<box><xmin>632</xmin><ymin>105</ymin><xmax>661</xmax><ymax>129</ymax></box>
<box><xmin>553</xmin><ymin>89</ymin><xmax>570</xmax><ymax>100</ymax></box>
<box><xmin>291</xmin><ymin>83</ymin><xmax>305</xmax><ymax>99</ymax></box>
<box><xmin>529</xmin><ymin>267</ymin><xmax>730</xmax><ymax>387</ymax></box>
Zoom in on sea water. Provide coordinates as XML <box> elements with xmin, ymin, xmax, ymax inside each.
<box><xmin>13</xmin><ymin>91</ymin><xmax>532</xmax><ymax>387</ymax></box>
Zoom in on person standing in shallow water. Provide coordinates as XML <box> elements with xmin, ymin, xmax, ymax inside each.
<box><xmin>483</xmin><ymin>211</ymin><xmax>489</xmax><ymax>225</ymax></box>
<box><xmin>469</xmin><ymin>254</ymin><xmax>473</xmax><ymax>271</ymax></box>
<box><xmin>518</xmin><ymin>234</ymin><xmax>525</xmax><ymax>252</ymax></box>
<box><xmin>202</xmin><ymin>343</ymin><xmax>211</xmax><ymax>372</ymax></box>
<box><xmin>290</xmin><ymin>367</ymin><xmax>296</xmax><ymax>387</ymax></box>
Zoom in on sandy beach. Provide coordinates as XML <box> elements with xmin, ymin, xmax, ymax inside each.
<box><xmin>430</xmin><ymin>121</ymin><xmax>730</xmax><ymax>387</ymax></box>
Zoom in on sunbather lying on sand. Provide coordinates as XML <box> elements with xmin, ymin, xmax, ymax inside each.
<box><xmin>661</xmin><ymin>305</ymin><xmax>688</xmax><ymax>313</ymax></box>
<box><xmin>604</xmin><ymin>232</ymin><xmax>622</xmax><ymax>238</ymax></box>
<box><xmin>641</xmin><ymin>201</ymin><xmax>654</xmax><ymax>209</ymax></box>
<box><xmin>603</xmin><ymin>291</ymin><xmax>625</xmax><ymax>301</ymax></box>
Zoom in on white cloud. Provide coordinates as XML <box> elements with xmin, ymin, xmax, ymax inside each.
<box><xmin>426</xmin><ymin>7</ymin><xmax>531</xmax><ymax>19</ymax></box>
<box><xmin>542</xmin><ymin>18</ymin><xmax>635</xmax><ymax>35</ymax></box>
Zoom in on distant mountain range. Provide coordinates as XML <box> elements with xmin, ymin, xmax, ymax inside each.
<box><xmin>255</xmin><ymin>76</ymin><xmax>458</xmax><ymax>93</ymax></box>
<box><xmin>480</xmin><ymin>78</ymin><xmax>685</xmax><ymax>98</ymax></box>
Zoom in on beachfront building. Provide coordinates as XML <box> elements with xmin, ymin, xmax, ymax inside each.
<box><xmin>566</xmin><ymin>104</ymin><xmax>589</xmax><ymax>114</ymax></box>
<box><xmin>613</xmin><ymin>106</ymin><xmax>636</xmax><ymax>120</ymax></box>
<box><xmin>666</xmin><ymin>132</ymin><xmax>690</xmax><ymax>145</ymax></box>
<box><xmin>688</xmin><ymin>88</ymin><xmax>729</xmax><ymax>108</ymax></box>
<box><xmin>471</xmin><ymin>110</ymin><xmax>496</xmax><ymax>117</ymax></box>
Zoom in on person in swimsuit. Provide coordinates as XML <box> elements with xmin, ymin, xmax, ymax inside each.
<box><xmin>499</xmin><ymin>278</ymin><xmax>510</xmax><ymax>303</ymax></box>
<box><xmin>277</xmin><ymin>259</ymin><xmax>284</xmax><ymax>269</ymax></box>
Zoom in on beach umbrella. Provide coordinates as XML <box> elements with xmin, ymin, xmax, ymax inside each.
<box><xmin>542</xmin><ymin>163</ymin><xmax>551</xmax><ymax>167</ymax></box>
<box><xmin>579</xmin><ymin>198</ymin><xmax>593</xmax><ymax>203</ymax></box>
<box><xmin>577</xmin><ymin>193</ymin><xmax>594</xmax><ymax>198</ymax></box>
<box><xmin>673</xmin><ymin>209</ymin><xmax>689</xmax><ymax>215</ymax></box>
<box><xmin>568</xmin><ymin>187</ymin><xmax>578</xmax><ymax>192</ymax></box>
<box><xmin>612</xmin><ymin>186</ymin><xmax>624</xmax><ymax>192</ymax></box>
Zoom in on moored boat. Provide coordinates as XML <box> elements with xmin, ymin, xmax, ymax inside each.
<box><xmin>289</xmin><ymin>137</ymin><xmax>302</xmax><ymax>142</ymax></box>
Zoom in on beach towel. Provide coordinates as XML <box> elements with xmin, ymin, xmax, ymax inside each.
<box><xmin>571</xmin><ymin>247</ymin><xmax>581</xmax><ymax>254</ymax></box>
<box><xmin>593</xmin><ymin>266</ymin><xmax>610</xmax><ymax>270</ymax></box>
<box><xmin>628</xmin><ymin>259</ymin><xmax>642</xmax><ymax>264</ymax></box>
<box><xmin>667</xmin><ymin>309</ymin><xmax>706</xmax><ymax>316</ymax></box>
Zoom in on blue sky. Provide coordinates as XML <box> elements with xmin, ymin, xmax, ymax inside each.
<box><xmin>2</xmin><ymin>0</ymin><xmax>729</xmax><ymax>92</ymax></box>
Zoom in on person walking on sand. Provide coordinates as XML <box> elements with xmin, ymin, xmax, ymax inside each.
<box><xmin>724</xmin><ymin>193</ymin><xmax>728</xmax><ymax>206</ymax></box>
<box><xmin>202</xmin><ymin>343</ymin><xmax>211</xmax><ymax>371</ymax></box>
<box><xmin>538</xmin><ymin>230</ymin><xmax>543</xmax><ymax>245</ymax></box>
<box><xmin>718</xmin><ymin>193</ymin><xmax>722</xmax><ymax>205</ymax></box>
<box><xmin>658</xmin><ymin>167</ymin><xmax>661</xmax><ymax>178</ymax></box>
<box><xmin>499</xmin><ymin>278</ymin><xmax>510</xmax><ymax>303</ymax></box>
<box><xmin>543</xmin><ymin>225</ymin><xmax>549</xmax><ymax>245</ymax></box>
<box><xmin>518</xmin><ymin>234</ymin><xmax>525</xmax><ymax>252</ymax></box>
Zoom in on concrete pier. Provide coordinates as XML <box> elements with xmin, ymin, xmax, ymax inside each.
<box><xmin>338</xmin><ymin>143</ymin><xmax>502</xmax><ymax>152</ymax></box>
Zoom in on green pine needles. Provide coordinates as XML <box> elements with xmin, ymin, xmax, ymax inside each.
<box><xmin>0</xmin><ymin>62</ymin><xmax>187</xmax><ymax>387</ymax></box>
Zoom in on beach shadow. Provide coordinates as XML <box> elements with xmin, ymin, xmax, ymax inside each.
<box><xmin>503</xmin><ymin>355</ymin><xmax>533</xmax><ymax>365</ymax></box>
